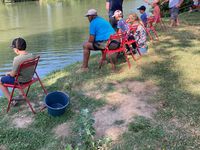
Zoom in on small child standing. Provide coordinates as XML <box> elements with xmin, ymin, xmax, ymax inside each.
<box><xmin>137</xmin><ymin>5</ymin><xmax>148</xmax><ymax>27</ymax></box>
<box><xmin>145</xmin><ymin>0</ymin><xmax>161</xmax><ymax>24</ymax></box>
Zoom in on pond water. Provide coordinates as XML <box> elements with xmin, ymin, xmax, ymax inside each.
<box><xmin>0</xmin><ymin>0</ymin><xmax>150</xmax><ymax>96</ymax></box>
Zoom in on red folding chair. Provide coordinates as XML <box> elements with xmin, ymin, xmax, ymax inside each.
<box><xmin>4</xmin><ymin>56</ymin><xmax>47</xmax><ymax>114</ymax></box>
<box><xmin>99</xmin><ymin>33</ymin><xmax>131</xmax><ymax>70</ymax></box>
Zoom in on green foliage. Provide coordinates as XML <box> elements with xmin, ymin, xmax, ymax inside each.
<box><xmin>68</xmin><ymin>109</ymin><xmax>112</xmax><ymax>150</ymax></box>
<box><xmin>128</xmin><ymin>116</ymin><xmax>151</xmax><ymax>132</ymax></box>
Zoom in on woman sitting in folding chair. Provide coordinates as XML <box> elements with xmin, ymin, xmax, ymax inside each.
<box><xmin>0</xmin><ymin>37</ymin><xmax>35</xmax><ymax>106</ymax></box>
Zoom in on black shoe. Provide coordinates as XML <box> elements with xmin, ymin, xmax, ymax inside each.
<box><xmin>132</xmin><ymin>49</ymin><xmax>137</xmax><ymax>54</ymax></box>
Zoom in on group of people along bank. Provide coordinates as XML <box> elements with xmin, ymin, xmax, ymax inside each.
<box><xmin>81</xmin><ymin>0</ymin><xmax>185</xmax><ymax>72</ymax></box>
<box><xmin>0</xmin><ymin>0</ymin><xmax>185</xmax><ymax>105</ymax></box>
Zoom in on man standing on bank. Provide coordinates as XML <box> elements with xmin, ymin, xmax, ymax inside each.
<box><xmin>162</xmin><ymin>0</ymin><xmax>183</xmax><ymax>27</ymax></box>
<box><xmin>80</xmin><ymin>9</ymin><xmax>115</xmax><ymax>72</ymax></box>
<box><xmin>106</xmin><ymin>0</ymin><xmax>124</xmax><ymax>30</ymax></box>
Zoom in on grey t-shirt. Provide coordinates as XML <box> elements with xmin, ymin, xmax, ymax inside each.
<box><xmin>12</xmin><ymin>53</ymin><xmax>35</xmax><ymax>83</ymax></box>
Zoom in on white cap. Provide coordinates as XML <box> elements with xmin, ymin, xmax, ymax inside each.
<box><xmin>85</xmin><ymin>9</ymin><xmax>97</xmax><ymax>17</ymax></box>
<box><xmin>112</xmin><ymin>10</ymin><xmax>123</xmax><ymax>17</ymax></box>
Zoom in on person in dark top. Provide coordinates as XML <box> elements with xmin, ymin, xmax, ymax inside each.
<box><xmin>137</xmin><ymin>5</ymin><xmax>148</xmax><ymax>27</ymax></box>
<box><xmin>106</xmin><ymin>0</ymin><xmax>124</xmax><ymax>30</ymax></box>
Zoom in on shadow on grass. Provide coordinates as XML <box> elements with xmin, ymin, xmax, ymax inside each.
<box><xmin>113</xmin><ymin>23</ymin><xmax>200</xmax><ymax>149</ymax></box>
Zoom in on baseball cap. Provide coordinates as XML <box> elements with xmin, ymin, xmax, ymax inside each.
<box><xmin>112</xmin><ymin>10</ymin><xmax>123</xmax><ymax>17</ymax></box>
<box><xmin>11</xmin><ymin>37</ymin><xmax>26</xmax><ymax>50</ymax></box>
<box><xmin>85</xmin><ymin>9</ymin><xmax>97</xmax><ymax>17</ymax></box>
<box><xmin>137</xmin><ymin>5</ymin><xmax>146</xmax><ymax>11</ymax></box>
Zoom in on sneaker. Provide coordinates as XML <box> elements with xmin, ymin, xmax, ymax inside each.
<box><xmin>12</xmin><ymin>95</ymin><xmax>25</xmax><ymax>101</ymax></box>
<box><xmin>132</xmin><ymin>49</ymin><xmax>137</xmax><ymax>54</ymax></box>
<box><xmin>11</xmin><ymin>100</ymin><xmax>18</xmax><ymax>106</ymax></box>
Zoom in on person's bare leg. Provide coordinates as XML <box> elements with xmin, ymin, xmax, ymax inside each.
<box><xmin>82</xmin><ymin>42</ymin><xmax>94</xmax><ymax>69</ymax></box>
<box><xmin>0</xmin><ymin>82</ymin><xmax>10</xmax><ymax>101</ymax></box>
<box><xmin>176</xmin><ymin>17</ymin><xmax>180</xmax><ymax>26</ymax></box>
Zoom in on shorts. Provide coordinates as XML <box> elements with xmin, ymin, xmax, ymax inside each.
<box><xmin>0</xmin><ymin>75</ymin><xmax>15</xmax><ymax>84</ymax></box>
<box><xmin>93</xmin><ymin>40</ymin><xmax>107</xmax><ymax>50</ymax></box>
<box><xmin>170</xmin><ymin>7</ymin><xmax>179</xmax><ymax>21</ymax></box>
<box><xmin>139</xmin><ymin>46</ymin><xmax>148</xmax><ymax>55</ymax></box>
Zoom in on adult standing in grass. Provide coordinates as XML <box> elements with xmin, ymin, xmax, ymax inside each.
<box><xmin>106</xmin><ymin>0</ymin><xmax>124</xmax><ymax>30</ymax></box>
<box><xmin>162</xmin><ymin>0</ymin><xmax>184</xmax><ymax>27</ymax></box>
<box><xmin>80</xmin><ymin>9</ymin><xmax>115</xmax><ymax>72</ymax></box>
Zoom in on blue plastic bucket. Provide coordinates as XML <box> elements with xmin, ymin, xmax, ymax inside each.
<box><xmin>44</xmin><ymin>91</ymin><xmax>70</xmax><ymax>116</ymax></box>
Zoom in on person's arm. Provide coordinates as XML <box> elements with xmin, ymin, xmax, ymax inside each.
<box><xmin>88</xmin><ymin>35</ymin><xmax>95</xmax><ymax>43</ymax></box>
<box><xmin>161</xmin><ymin>0</ymin><xmax>169</xmax><ymax>5</ymax></box>
<box><xmin>6</xmin><ymin>71</ymin><xmax>16</xmax><ymax>77</ymax></box>
<box><xmin>176</xmin><ymin>0</ymin><xmax>184</xmax><ymax>8</ymax></box>
<box><xmin>106</xmin><ymin>1</ymin><xmax>110</xmax><ymax>12</ymax></box>
<box><xmin>144</xmin><ymin>0</ymin><xmax>151</xmax><ymax>5</ymax></box>
<box><xmin>7</xmin><ymin>58</ymin><xmax>18</xmax><ymax>77</ymax></box>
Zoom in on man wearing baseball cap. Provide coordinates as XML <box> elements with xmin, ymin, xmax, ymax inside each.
<box><xmin>80</xmin><ymin>9</ymin><xmax>115</xmax><ymax>72</ymax></box>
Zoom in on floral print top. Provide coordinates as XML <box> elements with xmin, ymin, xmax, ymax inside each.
<box><xmin>134</xmin><ymin>24</ymin><xmax>147</xmax><ymax>48</ymax></box>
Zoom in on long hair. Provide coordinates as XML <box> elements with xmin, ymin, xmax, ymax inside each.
<box><xmin>128</xmin><ymin>13</ymin><xmax>144</xmax><ymax>26</ymax></box>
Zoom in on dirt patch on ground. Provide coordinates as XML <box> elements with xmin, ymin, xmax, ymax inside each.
<box><xmin>93</xmin><ymin>80</ymin><xmax>158</xmax><ymax>140</ymax></box>
<box><xmin>0</xmin><ymin>145</ymin><xmax>7</xmax><ymax>150</ymax></box>
<box><xmin>53</xmin><ymin>122</ymin><xmax>71</xmax><ymax>138</ymax></box>
<box><xmin>12</xmin><ymin>114</ymin><xmax>34</xmax><ymax>128</ymax></box>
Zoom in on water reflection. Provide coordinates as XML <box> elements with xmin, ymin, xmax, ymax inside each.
<box><xmin>0</xmin><ymin>0</ymin><xmax>149</xmax><ymax>96</ymax></box>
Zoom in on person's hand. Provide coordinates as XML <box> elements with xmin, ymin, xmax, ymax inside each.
<box><xmin>161</xmin><ymin>0</ymin><xmax>166</xmax><ymax>5</ymax></box>
<box><xmin>6</xmin><ymin>72</ymin><xmax>10</xmax><ymax>76</ymax></box>
<box><xmin>176</xmin><ymin>3</ymin><xmax>181</xmax><ymax>8</ymax></box>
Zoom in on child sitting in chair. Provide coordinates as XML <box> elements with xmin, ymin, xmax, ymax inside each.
<box><xmin>113</xmin><ymin>10</ymin><xmax>140</xmax><ymax>54</ymax></box>
<box><xmin>112</xmin><ymin>10</ymin><xmax>129</xmax><ymax>33</ymax></box>
<box><xmin>128</xmin><ymin>13</ymin><xmax>148</xmax><ymax>55</ymax></box>
<box><xmin>0</xmin><ymin>37</ymin><xmax>35</xmax><ymax>105</ymax></box>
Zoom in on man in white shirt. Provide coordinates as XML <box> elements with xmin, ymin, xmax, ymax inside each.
<box><xmin>163</xmin><ymin>0</ymin><xmax>183</xmax><ymax>27</ymax></box>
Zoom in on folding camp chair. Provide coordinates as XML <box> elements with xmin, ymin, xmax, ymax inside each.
<box><xmin>99</xmin><ymin>33</ymin><xmax>131</xmax><ymax>70</ymax></box>
<box><xmin>3</xmin><ymin>56</ymin><xmax>47</xmax><ymax>114</ymax></box>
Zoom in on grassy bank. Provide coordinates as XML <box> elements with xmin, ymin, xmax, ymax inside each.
<box><xmin>0</xmin><ymin>11</ymin><xmax>200</xmax><ymax>150</ymax></box>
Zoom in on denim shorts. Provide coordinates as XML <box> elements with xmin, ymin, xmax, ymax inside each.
<box><xmin>0</xmin><ymin>75</ymin><xmax>15</xmax><ymax>84</ymax></box>
<box><xmin>170</xmin><ymin>7</ymin><xmax>179</xmax><ymax>21</ymax></box>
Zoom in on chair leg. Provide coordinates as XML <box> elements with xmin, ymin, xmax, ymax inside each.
<box><xmin>99</xmin><ymin>51</ymin><xmax>106</xmax><ymax>69</ymax></box>
<box><xmin>26</xmin><ymin>85</ymin><xmax>31</xmax><ymax>96</ymax></box>
<box><xmin>108</xmin><ymin>54</ymin><xmax>115</xmax><ymax>70</ymax></box>
<box><xmin>123</xmin><ymin>51</ymin><xmax>131</xmax><ymax>69</ymax></box>
<box><xmin>19</xmin><ymin>88</ymin><xmax>36</xmax><ymax>114</ymax></box>
<box><xmin>36</xmin><ymin>72</ymin><xmax>48</xmax><ymax>95</ymax></box>
<box><xmin>7</xmin><ymin>88</ymin><xmax>15</xmax><ymax>113</ymax></box>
